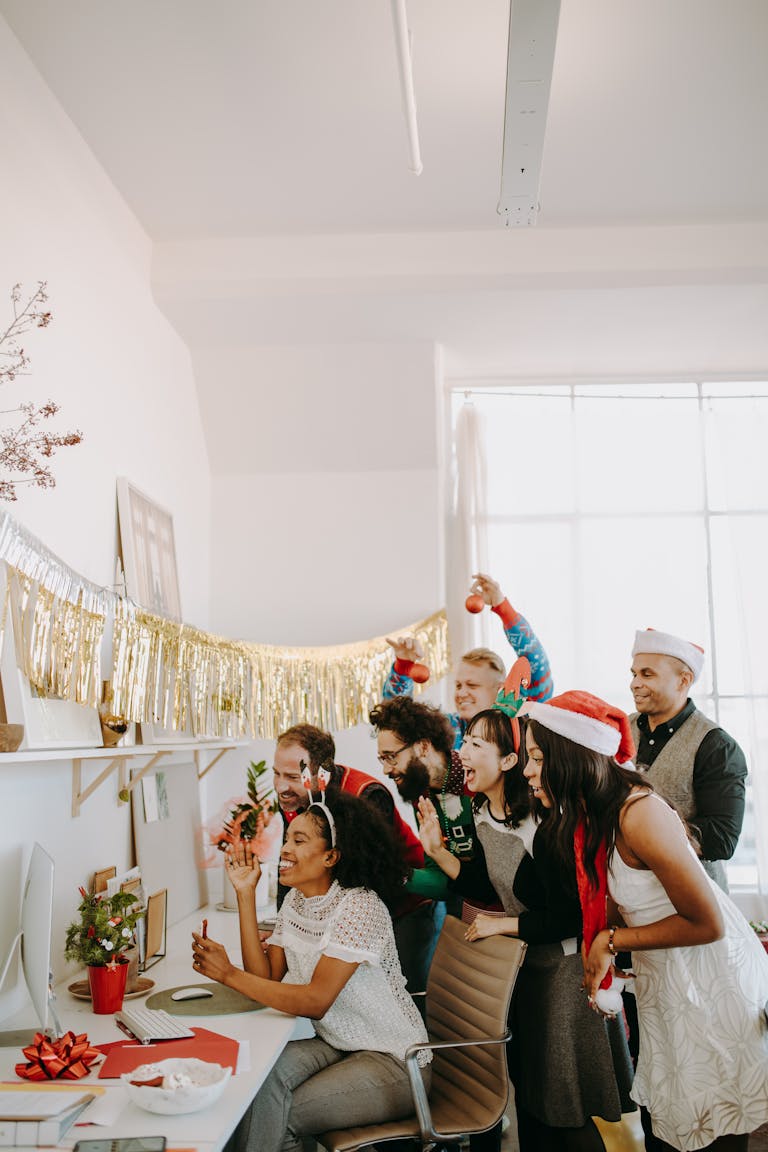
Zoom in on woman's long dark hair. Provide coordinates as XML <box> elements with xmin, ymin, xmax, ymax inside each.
<box><xmin>463</xmin><ymin>709</ymin><xmax>530</xmax><ymax>828</ymax></box>
<box><xmin>528</xmin><ymin>719</ymin><xmax>650</xmax><ymax>890</ymax></box>
<box><xmin>305</xmin><ymin>790</ymin><xmax>406</xmax><ymax>910</ymax></box>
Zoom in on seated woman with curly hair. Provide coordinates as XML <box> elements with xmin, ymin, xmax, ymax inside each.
<box><xmin>192</xmin><ymin>790</ymin><xmax>430</xmax><ymax>1152</ymax></box>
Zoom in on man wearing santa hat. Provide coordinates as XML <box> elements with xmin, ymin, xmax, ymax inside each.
<box><xmin>630</xmin><ymin>628</ymin><xmax>747</xmax><ymax>891</ymax></box>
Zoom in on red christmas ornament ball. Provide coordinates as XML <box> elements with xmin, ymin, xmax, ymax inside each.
<box><xmin>411</xmin><ymin>663</ymin><xmax>430</xmax><ymax>684</ymax></box>
<box><xmin>465</xmin><ymin>594</ymin><xmax>485</xmax><ymax>614</ymax></box>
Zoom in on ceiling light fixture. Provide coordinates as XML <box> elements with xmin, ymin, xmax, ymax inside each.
<box><xmin>390</xmin><ymin>0</ymin><xmax>423</xmax><ymax>175</ymax></box>
<box><xmin>498</xmin><ymin>0</ymin><xmax>561</xmax><ymax>226</ymax></box>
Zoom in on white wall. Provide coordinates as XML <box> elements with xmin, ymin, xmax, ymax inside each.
<box><xmin>0</xmin><ymin>17</ymin><xmax>211</xmax><ymax>1024</ymax></box>
<box><xmin>205</xmin><ymin>343</ymin><xmax>442</xmax><ymax>645</ymax></box>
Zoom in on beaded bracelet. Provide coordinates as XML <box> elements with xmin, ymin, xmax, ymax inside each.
<box><xmin>607</xmin><ymin>925</ymin><xmax>618</xmax><ymax>956</ymax></box>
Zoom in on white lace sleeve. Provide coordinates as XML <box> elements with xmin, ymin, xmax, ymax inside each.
<box><xmin>323</xmin><ymin>888</ymin><xmax>391</xmax><ymax>966</ymax></box>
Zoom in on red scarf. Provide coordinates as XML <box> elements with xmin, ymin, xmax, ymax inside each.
<box><xmin>574</xmin><ymin>820</ymin><xmax>612</xmax><ymax>991</ymax></box>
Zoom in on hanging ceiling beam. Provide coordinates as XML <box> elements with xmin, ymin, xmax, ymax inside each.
<box><xmin>498</xmin><ymin>0</ymin><xmax>561</xmax><ymax>227</ymax></box>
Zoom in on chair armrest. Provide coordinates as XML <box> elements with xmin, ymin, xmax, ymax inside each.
<box><xmin>403</xmin><ymin>1031</ymin><xmax>512</xmax><ymax>1145</ymax></box>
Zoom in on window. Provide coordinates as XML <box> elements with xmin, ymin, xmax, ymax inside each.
<box><xmin>449</xmin><ymin>381</ymin><xmax>768</xmax><ymax>890</ymax></box>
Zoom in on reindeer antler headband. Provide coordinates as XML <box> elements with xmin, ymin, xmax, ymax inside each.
<box><xmin>300</xmin><ymin>761</ymin><xmax>337</xmax><ymax>848</ymax></box>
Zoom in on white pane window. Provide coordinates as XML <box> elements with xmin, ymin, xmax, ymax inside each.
<box><xmin>450</xmin><ymin>381</ymin><xmax>768</xmax><ymax>893</ymax></box>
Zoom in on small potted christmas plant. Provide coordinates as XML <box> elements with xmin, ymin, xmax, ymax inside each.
<box><xmin>65</xmin><ymin>888</ymin><xmax>144</xmax><ymax>1013</ymax></box>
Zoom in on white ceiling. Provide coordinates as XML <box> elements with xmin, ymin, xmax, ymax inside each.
<box><xmin>3</xmin><ymin>0</ymin><xmax>768</xmax><ymax>238</ymax></box>
<box><xmin>3</xmin><ymin>0</ymin><xmax>768</xmax><ymax>405</ymax></box>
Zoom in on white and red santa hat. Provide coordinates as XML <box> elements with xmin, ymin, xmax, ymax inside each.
<box><xmin>631</xmin><ymin>628</ymin><xmax>705</xmax><ymax>683</ymax></box>
<box><xmin>526</xmin><ymin>691</ymin><xmax>635</xmax><ymax>764</ymax></box>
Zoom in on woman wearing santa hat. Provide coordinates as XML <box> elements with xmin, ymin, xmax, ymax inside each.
<box><xmin>524</xmin><ymin>691</ymin><xmax>768</xmax><ymax>1152</ymax></box>
<box><xmin>418</xmin><ymin>662</ymin><xmax>635</xmax><ymax>1152</ymax></box>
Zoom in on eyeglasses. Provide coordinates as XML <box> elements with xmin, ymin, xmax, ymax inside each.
<box><xmin>376</xmin><ymin>743</ymin><xmax>411</xmax><ymax>766</ymax></box>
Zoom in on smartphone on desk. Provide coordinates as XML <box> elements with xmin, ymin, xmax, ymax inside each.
<box><xmin>74</xmin><ymin>1139</ymin><xmax>166</xmax><ymax>1152</ymax></box>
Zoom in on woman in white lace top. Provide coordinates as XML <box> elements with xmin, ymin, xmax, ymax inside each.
<box><xmin>192</xmin><ymin>790</ymin><xmax>430</xmax><ymax>1152</ymax></box>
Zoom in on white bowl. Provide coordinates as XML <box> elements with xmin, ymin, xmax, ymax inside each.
<box><xmin>122</xmin><ymin>1057</ymin><xmax>232</xmax><ymax>1114</ymax></box>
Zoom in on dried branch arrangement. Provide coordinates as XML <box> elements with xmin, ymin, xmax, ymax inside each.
<box><xmin>0</xmin><ymin>281</ymin><xmax>82</xmax><ymax>500</ymax></box>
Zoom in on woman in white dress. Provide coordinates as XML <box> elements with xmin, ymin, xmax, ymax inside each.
<box><xmin>192</xmin><ymin>789</ymin><xmax>430</xmax><ymax>1152</ymax></box>
<box><xmin>524</xmin><ymin>690</ymin><xmax>768</xmax><ymax>1152</ymax></box>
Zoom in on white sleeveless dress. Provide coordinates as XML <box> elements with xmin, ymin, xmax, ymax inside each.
<box><xmin>608</xmin><ymin>797</ymin><xmax>768</xmax><ymax>1150</ymax></box>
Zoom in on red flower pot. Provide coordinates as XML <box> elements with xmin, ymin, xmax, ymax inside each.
<box><xmin>88</xmin><ymin>961</ymin><xmax>128</xmax><ymax>1014</ymax></box>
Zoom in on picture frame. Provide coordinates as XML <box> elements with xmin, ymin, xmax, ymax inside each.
<box><xmin>116</xmin><ymin>479</ymin><xmax>194</xmax><ymax>743</ymax></box>
<box><xmin>141</xmin><ymin>888</ymin><xmax>167</xmax><ymax>971</ymax></box>
<box><xmin>116</xmin><ymin>477</ymin><xmax>182</xmax><ymax>624</ymax></box>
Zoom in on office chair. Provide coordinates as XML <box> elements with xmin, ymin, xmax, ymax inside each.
<box><xmin>318</xmin><ymin>915</ymin><xmax>527</xmax><ymax>1152</ymax></box>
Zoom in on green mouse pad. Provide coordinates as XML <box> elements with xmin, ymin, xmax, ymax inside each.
<box><xmin>147</xmin><ymin>983</ymin><xmax>266</xmax><ymax>1015</ymax></box>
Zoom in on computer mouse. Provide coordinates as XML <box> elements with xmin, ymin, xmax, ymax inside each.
<box><xmin>170</xmin><ymin>986</ymin><xmax>215</xmax><ymax>1001</ymax></box>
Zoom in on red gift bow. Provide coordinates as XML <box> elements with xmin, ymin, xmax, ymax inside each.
<box><xmin>15</xmin><ymin>1030</ymin><xmax>102</xmax><ymax>1080</ymax></box>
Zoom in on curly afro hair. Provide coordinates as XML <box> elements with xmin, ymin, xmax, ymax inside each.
<box><xmin>305</xmin><ymin>790</ymin><xmax>407</xmax><ymax>911</ymax></box>
<box><xmin>368</xmin><ymin>696</ymin><xmax>454</xmax><ymax>761</ymax></box>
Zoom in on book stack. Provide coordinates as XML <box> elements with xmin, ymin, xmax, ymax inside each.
<box><xmin>0</xmin><ymin>1086</ymin><xmax>95</xmax><ymax>1147</ymax></box>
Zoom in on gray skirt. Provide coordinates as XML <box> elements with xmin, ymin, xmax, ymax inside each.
<box><xmin>510</xmin><ymin>943</ymin><xmax>635</xmax><ymax>1128</ymax></box>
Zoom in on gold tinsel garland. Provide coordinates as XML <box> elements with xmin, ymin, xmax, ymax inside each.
<box><xmin>0</xmin><ymin>513</ymin><xmax>449</xmax><ymax>737</ymax></box>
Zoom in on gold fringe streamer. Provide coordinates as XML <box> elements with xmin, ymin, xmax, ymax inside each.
<box><xmin>0</xmin><ymin>511</ymin><xmax>449</xmax><ymax>738</ymax></box>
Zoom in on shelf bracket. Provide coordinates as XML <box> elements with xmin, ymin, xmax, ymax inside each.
<box><xmin>72</xmin><ymin>756</ymin><xmax>122</xmax><ymax>818</ymax></box>
<box><xmin>195</xmin><ymin>746</ymin><xmax>231</xmax><ymax>781</ymax></box>
<box><xmin>71</xmin><ymin>750</ymin><xmax>170</xmax><ymax>817</ymax></box>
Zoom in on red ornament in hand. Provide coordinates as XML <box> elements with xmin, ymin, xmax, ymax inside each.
<box><xmin>465</xmin><ymin>594</ymin><xmax>485</xmax><ymax>614</ymax></box>
<box><xmin>411</xmin><ymin>663</ymin><xmax>430</xmax><ymax>684</ymax></box>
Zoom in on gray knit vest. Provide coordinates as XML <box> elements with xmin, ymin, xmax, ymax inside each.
<box><xmin>630</xmin><ymin>709</ymin><xmax>727</xmax><ymax>891</ymax></box>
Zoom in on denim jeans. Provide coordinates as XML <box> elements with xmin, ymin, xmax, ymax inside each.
<box><xmin>231</xmin><ymin>1036</ymin><xmax>430</xmax><ymax>1152</ymax></box>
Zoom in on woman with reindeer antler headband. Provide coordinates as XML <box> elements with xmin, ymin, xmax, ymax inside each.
<box><xmin>191</xmin><ymin>776</ymin><xmax>429</xmax><ymax>1152</ymax></box>
<box><xmin>417</xmin><ymin>660</ymin><xmax>634</xmax><ymax>1152</ymax></box>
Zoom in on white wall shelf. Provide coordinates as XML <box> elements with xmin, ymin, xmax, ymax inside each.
<box><xmin>0</xmin><ymin>739</ymin><xmax>250</xmax><ymax>815</ymax></box>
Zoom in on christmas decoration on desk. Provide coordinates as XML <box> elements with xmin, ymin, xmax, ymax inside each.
<box><xmin>64</xmin><ymin>887</ymin><xmax>143</xmax><ymax>967</ymax></box>
<box><xmin>15</xmin><ymin>1029</ymin><xmax>102</xmax><ymax>1080</ymax></box>
<box><xmin>0</xmin><ymin>282</ymin><xmax>83</xmax><ymax>501</ymax></box>
<box><xmin>204</xmin><ymin>759</ymin><xmax>279</xmax><ymax>866</ymax></box>
<box><xmin>65</xmin><ymin>887</ymin><xmax>145</xmax><ymax>1014</ymax></box>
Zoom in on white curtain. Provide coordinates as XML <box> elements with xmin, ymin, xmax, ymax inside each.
<box><xmin>445</xmin><ymin>400</ymin><xmax>488</xmax><ymax>665</ymax></box>
<box><xmin>705</xmin><ymin>400</ymin><xmax>768</xmax><ymax>902</ymax></box>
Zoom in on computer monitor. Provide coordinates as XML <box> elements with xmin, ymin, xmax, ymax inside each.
<box><xmin>0</xmin><ymin>842</ymin><xmax>62</xmax><ymax>1044</ymax></box>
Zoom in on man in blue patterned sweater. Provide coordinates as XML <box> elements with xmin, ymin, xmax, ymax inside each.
<box><xmin>383</xmin><ymin>572</ymin><xmax>553</xmax><ymax>746</ymax></box>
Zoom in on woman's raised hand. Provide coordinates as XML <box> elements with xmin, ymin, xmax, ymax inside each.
<box><xmin>416</xmin><ymin>796</ymin><xmax>445</xmax><ymax>857</ymax></box>
<box><xmin>224</xmin><ymin>838</ymin><xmax>262</xmax><ymax>893</ymax></box>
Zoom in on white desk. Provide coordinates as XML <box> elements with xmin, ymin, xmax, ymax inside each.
<box><xmin>0</xmin><ymin>906</ymin><xmax>311</xmax><ymax>1152</ymax></box>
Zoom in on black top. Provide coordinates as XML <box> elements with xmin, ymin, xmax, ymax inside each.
<box><xmin>515</xmin><ymin>827</ymin><xmax>582</xmax><ymax>946</ymax></box>
<box><xmin>635</xmin><ymin>700</ymin><xmax>747</xmax><ymax>861</ymax></box>
<box><xmin>450</xmin><ymin>823</ymin><xmax>581</xmax><ymax>946</ymax></box>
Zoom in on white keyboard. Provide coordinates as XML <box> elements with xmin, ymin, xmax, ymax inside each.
<box><xmin>115</xmin><ymin>1006</ymin><xmax>196</xmax><ymax>1044</ymax></box>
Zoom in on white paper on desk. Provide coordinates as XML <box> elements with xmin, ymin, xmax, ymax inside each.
<box><xmin>236</xmin><ymin>1040</ymin><xmax>250</xmax><ymax>1075</ymax></box>
<box><xmin>75</xmin><ymin>1090</ymin><xmax>126</xmax><ymax>1126</ymax></box>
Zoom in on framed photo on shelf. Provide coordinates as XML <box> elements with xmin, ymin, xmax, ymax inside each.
<box><xmin>117</xmin><ymin>477</ymin><xmax>182</xmax><ymax>624</ymax></box>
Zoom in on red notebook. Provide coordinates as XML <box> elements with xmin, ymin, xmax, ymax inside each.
<box><xmin>96</xmin><ymin>1027</ymin><xmax>240</xmax><ymax>1078</ymax></box>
